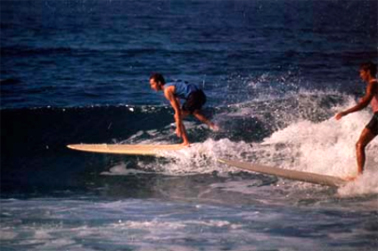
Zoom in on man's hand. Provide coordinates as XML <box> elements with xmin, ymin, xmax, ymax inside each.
<box><xmin>335</xmin><ymin>112</ymin><xmax>346</xmax><ymax>120</ymax></box>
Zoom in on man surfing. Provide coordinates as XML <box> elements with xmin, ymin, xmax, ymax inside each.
<box><xmin>335</xmin><ymin>61</ymin><xmax>378</xmax><ymax>179</ymax></box>
<box><xmin>149</xmin><ymin>73</ymin><xmax>218</xmax><ymax>146</ymax></box>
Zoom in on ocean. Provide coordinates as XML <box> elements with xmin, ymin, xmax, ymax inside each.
<box><xmin>1</xmin><ymin>0</ymin><xmax>377</xmax><ymax>250</ymax></box>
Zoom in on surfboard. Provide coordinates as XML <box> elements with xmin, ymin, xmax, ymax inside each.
<box><xmin>67</xmin><ymin>144</ymin><xmax>186</xmax><ymax>156</ymax></box>
<box><xmin>218</xmin><ymin>158</ymin><xmax>347</xmax><ymax>187</ymax></box>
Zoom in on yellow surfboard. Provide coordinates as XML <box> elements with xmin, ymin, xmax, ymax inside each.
<box><xmin>218</xmin><ymin>158</ymin><xmax>347</xmax><ymax>187</ymax></box>
<box><xmin>67</xmin><ymin>144</ymin><xmax>186</xmax><ymax>156</ymax></box>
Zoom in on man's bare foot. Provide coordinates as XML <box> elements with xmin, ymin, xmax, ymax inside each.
<box><xmin>343</xmin><ymin>176</ymin><xmax>357</xmax><ymax>181</ymax></box>
<box><xmin>181</xmin><ymin>142</ymin><xmax>190</xmax><ymax>147</ymax></box>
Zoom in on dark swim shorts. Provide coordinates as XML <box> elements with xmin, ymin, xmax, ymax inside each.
<box><xmin>182</xmin><ymin>90</ymin><xmax>206</xmax><ymax>114</ymax></box>
<box><xmin>366</xmin><ymin>112</ymin><xmax>378</xmax><ymax>136</ymax></box>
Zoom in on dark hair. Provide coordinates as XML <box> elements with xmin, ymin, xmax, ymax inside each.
<box><xmin>150</xmin><ymin>73</ymin><xmax>166</xmax><ymax>85</ymax></box>
<box><xmin>360</xmin><ymin>61</ymin><xmax>377</xmax><ymax>77</ymax></box>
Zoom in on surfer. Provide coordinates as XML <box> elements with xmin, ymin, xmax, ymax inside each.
<box><xmin>335</xmin><ymin>61</ymin><xmax>378</xmax><ymax>179</ymax></box>
<box><xmin>149</xmin><ymin>73</ymin><xmax>219</xmax><ymax>146</ymax></box>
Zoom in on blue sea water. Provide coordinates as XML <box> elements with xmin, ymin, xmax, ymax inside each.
<box><xmin>1</xmin><ymin>0</ymin><xmax>378</xmax><ymax>250</ymax></box>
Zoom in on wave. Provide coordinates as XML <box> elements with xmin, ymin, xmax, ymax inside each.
<box><xmin>1</xmin><ymin>91</ymin><xmax>377</xmax><ymax>196</ymax></box>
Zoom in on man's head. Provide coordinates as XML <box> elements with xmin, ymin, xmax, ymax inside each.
<box><xmin>149</xmin><ymin>73</ymin><xmax>165</xmax><ymax>91</ymax></box>
<box><xmin>359</xmin><ymin>61</ymin><xmax>377</xmax><ymax>81</ymax></box>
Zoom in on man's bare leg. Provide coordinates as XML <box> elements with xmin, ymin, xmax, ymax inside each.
<box><xmin>343</xmin><ymin>128</ymin><xmax>375</xmax><ymax>181</ymax></box>
<box><xmin>180</xmin><ymin>123</ymin><xmax>190</xmax><ymax>146</ymax></box>
<box><xmin>356</xmin><ymin>128</ymin><xmax>376</xmax><ymax>174</ymax></box>
<box><xmin>192</xmin><ymin>110</ymin><xmax>219</xmax><ymax>131</ymax></box>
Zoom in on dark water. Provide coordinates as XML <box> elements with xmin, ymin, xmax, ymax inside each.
<box><xmin>1</xmin><ymin>0</ymin><xmax>378</xmax><ymax>250</ymax></box>
<box><xmin>1</xmin><ymin>0</ymin><xmax>377</xmax><ymax>108</ymax></box>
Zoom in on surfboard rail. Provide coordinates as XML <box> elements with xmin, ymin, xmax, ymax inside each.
<box><xmin>218</xmin><ymin>158</ymin><xmax>347</xmax><ymax>187</ymax></box>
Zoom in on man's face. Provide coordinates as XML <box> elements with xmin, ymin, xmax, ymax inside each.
<box><xmin>359</xmin><ymin>69</ymin><xmax>369</xmax><ymax>82</ymax></box>
<box><xmin>150</xmin><ymin>78</ymin><xmax>160</xmax><ymax>91</ymax></box>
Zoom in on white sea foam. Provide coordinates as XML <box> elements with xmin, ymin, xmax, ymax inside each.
<box><xmin>101</xmin><ymin>162</ymin><xmax>155</xmax><ymax>175</ymax></box>
<box><xmin>133</xmin><ymin>138</ymin><xmax>251</xmax><ymax>175</ymax></box>
<box><xmin>261</xmin><ymin>98</ymin><xmax>378</xmax><ymax>195</ymax></box>
<box><xmin>111</xmin><ymin>219</ymin><xmax>242</xmax><ymax>231</ymax></box>
<box><xmin>337</xmin><ymin>170</ymin><xmax>378</xmax><ymax>197</ymax></box>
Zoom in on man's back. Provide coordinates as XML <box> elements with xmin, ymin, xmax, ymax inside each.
<box><xmin>164</xmin><ymin>81</ymin><xmax>199</xmax><ymax>99</ymax></box>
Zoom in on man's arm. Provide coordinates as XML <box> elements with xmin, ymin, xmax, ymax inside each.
<box><xmin>335</xmin><ymin>81</ymin><xmax>377</xmax><ymax>120</ymax></box>
<box><xmin>164</xmin><ymin>87</ymin><xmax>189</xmax><ymax>144</ymax></box>
<box><xmin>164</xmin><ymin>87</ymin><xmax>181</xmax><ymax>126</ymax></box>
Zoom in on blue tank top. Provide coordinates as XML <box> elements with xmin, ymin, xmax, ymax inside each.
<box><xmin>164</xmin><ymin>81</ymin><xmax>199</xmax><ymax>99</ymax></box>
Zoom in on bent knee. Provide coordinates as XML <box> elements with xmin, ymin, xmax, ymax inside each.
<box><xmin>355</xmin><ymin>141</ymin><xmax>367</xmax><ymax>150</ymax></box>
